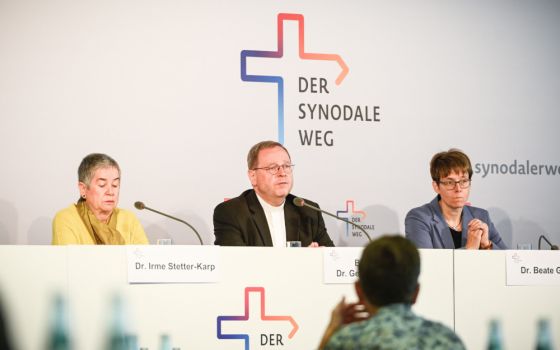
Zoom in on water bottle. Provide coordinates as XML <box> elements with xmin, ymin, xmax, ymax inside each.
<box><xmin>535</xmin><ymin>318</ymin><xmax>554</xmax><ymax>350</ymax></box>
<box><xmin>46</xmin><ymin>294</ymin><xmax>71</xmax><ymax>350</ymax></box>
<box><xmin>106</xmin><ymin>295</ymin><xmax>127</xmax><ymax>350</ymax></box>
<box><xmin>160</xmin><ymin>334</ymin><xmax>172</xmax><ymax>350</ymax></box>
<box><xmin>125</xmin><ymin>334</ymin><xmax>138</xmax><ymax>350</ymax></box>
<box><xmin>487</xmin><ymin>319</ymin><xmax>504</xmax><ymax>350</ymax></box>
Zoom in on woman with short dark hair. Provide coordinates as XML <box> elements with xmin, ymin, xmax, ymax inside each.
<box><xmin>405</xmin><ymin>149</ymin><xmax>507</xmax><ymax>249</ymax></box>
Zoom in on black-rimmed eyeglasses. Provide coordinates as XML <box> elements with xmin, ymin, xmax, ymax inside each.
<box><xmin>252</xmin><ymin>164</ymin><xmax>295</xmax><ymax>175</ymax></box>
<box><xmin>437</xmin><ymin>179</ymin><xmax>471</xmax><ymax>190</ymax></box>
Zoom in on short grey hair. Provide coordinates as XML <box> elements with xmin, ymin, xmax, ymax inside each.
<box><xmin>78</xmin><ymin>153</ymin><xmax>120</xmax><ymax>187</ymax></box>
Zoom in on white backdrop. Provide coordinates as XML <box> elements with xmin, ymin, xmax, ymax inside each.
<box><xmin>1</xmin><ymin>0</ymin><xmax>559</xmax><ymax>247</ymax></box>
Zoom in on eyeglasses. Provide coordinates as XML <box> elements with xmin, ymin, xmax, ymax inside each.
<box><xmin>438</xmin><ymin>178</ymin><xmax>471</xmax><ymax>190</ymax></box>
<box><xmin>252</xmin><ymin>164</ymin><xmax>295</xmax><ymax>175</ymax></box>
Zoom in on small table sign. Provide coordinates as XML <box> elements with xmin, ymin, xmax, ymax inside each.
<box><xmin>506</xmin><ymin>250</ymin><xmax>560</xmax><ymax>286</ymax></box>
<box><xmin>323</xmin><ymin>247</ymin><xmax>364</xmax><ymax>284</ymax></box>
<box><xmin>127</xmin><ymin>245</ymin><xmax>220</xmax><ymax>283</ymax></box>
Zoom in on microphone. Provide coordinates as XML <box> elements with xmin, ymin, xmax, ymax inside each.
<box><xmin>538</xmin><ymin>234</ymin><xmax>559</xmax><ymax>250</ymax></box>
<box><xmin>134</xmin><ymin>201</ymin><xmax>203</xmax><ymax>245</ymax></box>
<box><xmin>293</xmin><ymin>197</ymin><xmax>371</xmax><ymax>241</ymax></box>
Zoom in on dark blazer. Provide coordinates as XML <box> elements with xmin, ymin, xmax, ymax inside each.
<box><xmin>213</xmin><ymin>189</ymin><xmax>334</xmax><ymax>247</ymax></box>
<box><xmin>405</xmin><ymin>196</ymin><xmax>507</xmax><ymax>249</ymax></box>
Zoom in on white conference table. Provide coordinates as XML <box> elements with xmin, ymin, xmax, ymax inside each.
<box><xmin>0</xmin><ymin>246</ymin><xmax>558</xmax><ymax>350</ymax></box>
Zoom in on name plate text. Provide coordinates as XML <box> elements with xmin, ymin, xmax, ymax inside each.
<box><xmin>506</xmin><ymin>251</ymin><xmax>560</xmax><ymax>286</ymax></box>
<box><xmin>323</xmin><ymin>247</ymin><xmax>363</xmax><ymax>284</ymax></box>
<box><xmin>127</xmin><ymin>245</ymin><xmax>220</xmax><ymax>283</ymax></box>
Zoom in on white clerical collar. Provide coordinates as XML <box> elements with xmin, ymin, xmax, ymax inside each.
<box><xmin>255</xmin><ymin>192</ymin><xmax>286</xmax><ymax>248</ymax></box>
<box><xmin>255</xmin><ymin>193</ymin><xmax>285</xmax><ymax>211</ymax></box>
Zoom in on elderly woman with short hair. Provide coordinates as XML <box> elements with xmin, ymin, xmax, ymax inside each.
<box><xmin>52</xmin><ymin>153</ymin><xmax>148</xmax><ymax>245</ymax></box>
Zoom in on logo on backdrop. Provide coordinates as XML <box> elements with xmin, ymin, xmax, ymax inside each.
<box><xmin>217</xmin><ymin>287</ymin><xmax>299</xmax><ymax>349</ymax></box>
<box><xmin>241</xmin><ymin>13</ymin><xmax>381</xmax><ymax>146</ymax></box>
<box><xmin>474</xmin><ymin>160</ymin><xmax>560</xmax><ymax>178</ymax></box>
<box><xmin>336</xmin><ymin>200</ymin><xmax>375</xmax><ymax>238</ymax></box>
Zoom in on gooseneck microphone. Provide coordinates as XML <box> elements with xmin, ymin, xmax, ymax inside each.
<box><xmin>134</xmin><ymin>201</ymin><xmax>203</xmax><ymax>245</ymax></box>
<box><xmin>293</xmin><ymin>197</ymin><xmax>371</xmax><ymax>241</ymax></box>
<box><xmin>538</xmin><ymin>235</ymin><xmax>559</xmax><ymax>250</ymax></box>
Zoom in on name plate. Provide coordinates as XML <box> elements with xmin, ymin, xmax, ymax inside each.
<box><xmin>127</xmin><ymin>245</ymin><xmax>220</xmax><ymax>283</ymax></box>
<box><xmin>506</xmin><ymin>251</ymin><xmax>560</xmax><ymax>286</ymax></box>
<box><xmin>323</xmin><ymin>247</ymin><xmax>363</xmax><ymax>284</ymax></box>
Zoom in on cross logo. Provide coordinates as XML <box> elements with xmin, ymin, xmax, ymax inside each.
<box><xmin>240</xmin><ymin>13</ymin><xmax>349</xmax><ymax>144</ymax></box>
<box><xmin>336</xmin><ymin>200</ymin><xmax>367</xmax><ymax>237</ymax></box>
<box><xmin>217</xmin><ymin>287</ymin><xmax>299</xmax><ymax>349</ymax></box>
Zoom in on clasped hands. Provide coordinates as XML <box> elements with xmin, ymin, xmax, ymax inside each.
<box><xmin>465</xmin><ymin>219</ymin><xmax>492</xmax><ymax>250</ymax></box>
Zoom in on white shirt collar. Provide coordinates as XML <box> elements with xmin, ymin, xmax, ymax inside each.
<box><xmin>255</xmin><ymin>192</ymin><xmax>287</xmax><ymax>247</ymax></box>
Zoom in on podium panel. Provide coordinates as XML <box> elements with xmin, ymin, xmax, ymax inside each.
<box><xmin>0</xmin><ymin>246</ymin><xmax>454</xmax><ymax>350</ymax></box>
<box><xmin>454</xmin><ymin>250</ymin><xmax>560</xmax><ymax>349</ymax></box>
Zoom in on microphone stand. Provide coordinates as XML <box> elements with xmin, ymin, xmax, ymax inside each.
<box><xmin>538</xmin><ymin>235</ymin><xmax>559</xmax><ymax>250</ymax></box>
<box><xmin>135</xmin><ymin>202</ymin><xmax>203</xmax><ymax>245</ymax></box>
<box><xmin>295</xmin><ymin>198</ymin><xmax>371</xmax><ymax>241</ymax></box>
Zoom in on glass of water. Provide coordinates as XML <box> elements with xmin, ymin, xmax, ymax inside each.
<box><xmin>157</xmin><ymin>238</ymin><xmax>173</xmax><ymax>245</ymax></box>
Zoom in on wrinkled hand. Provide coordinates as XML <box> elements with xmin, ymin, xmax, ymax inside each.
<box><xmin>466</xmin><ymin>219</ymin><xmax>489</xmax><ymax>249</ymax></box>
